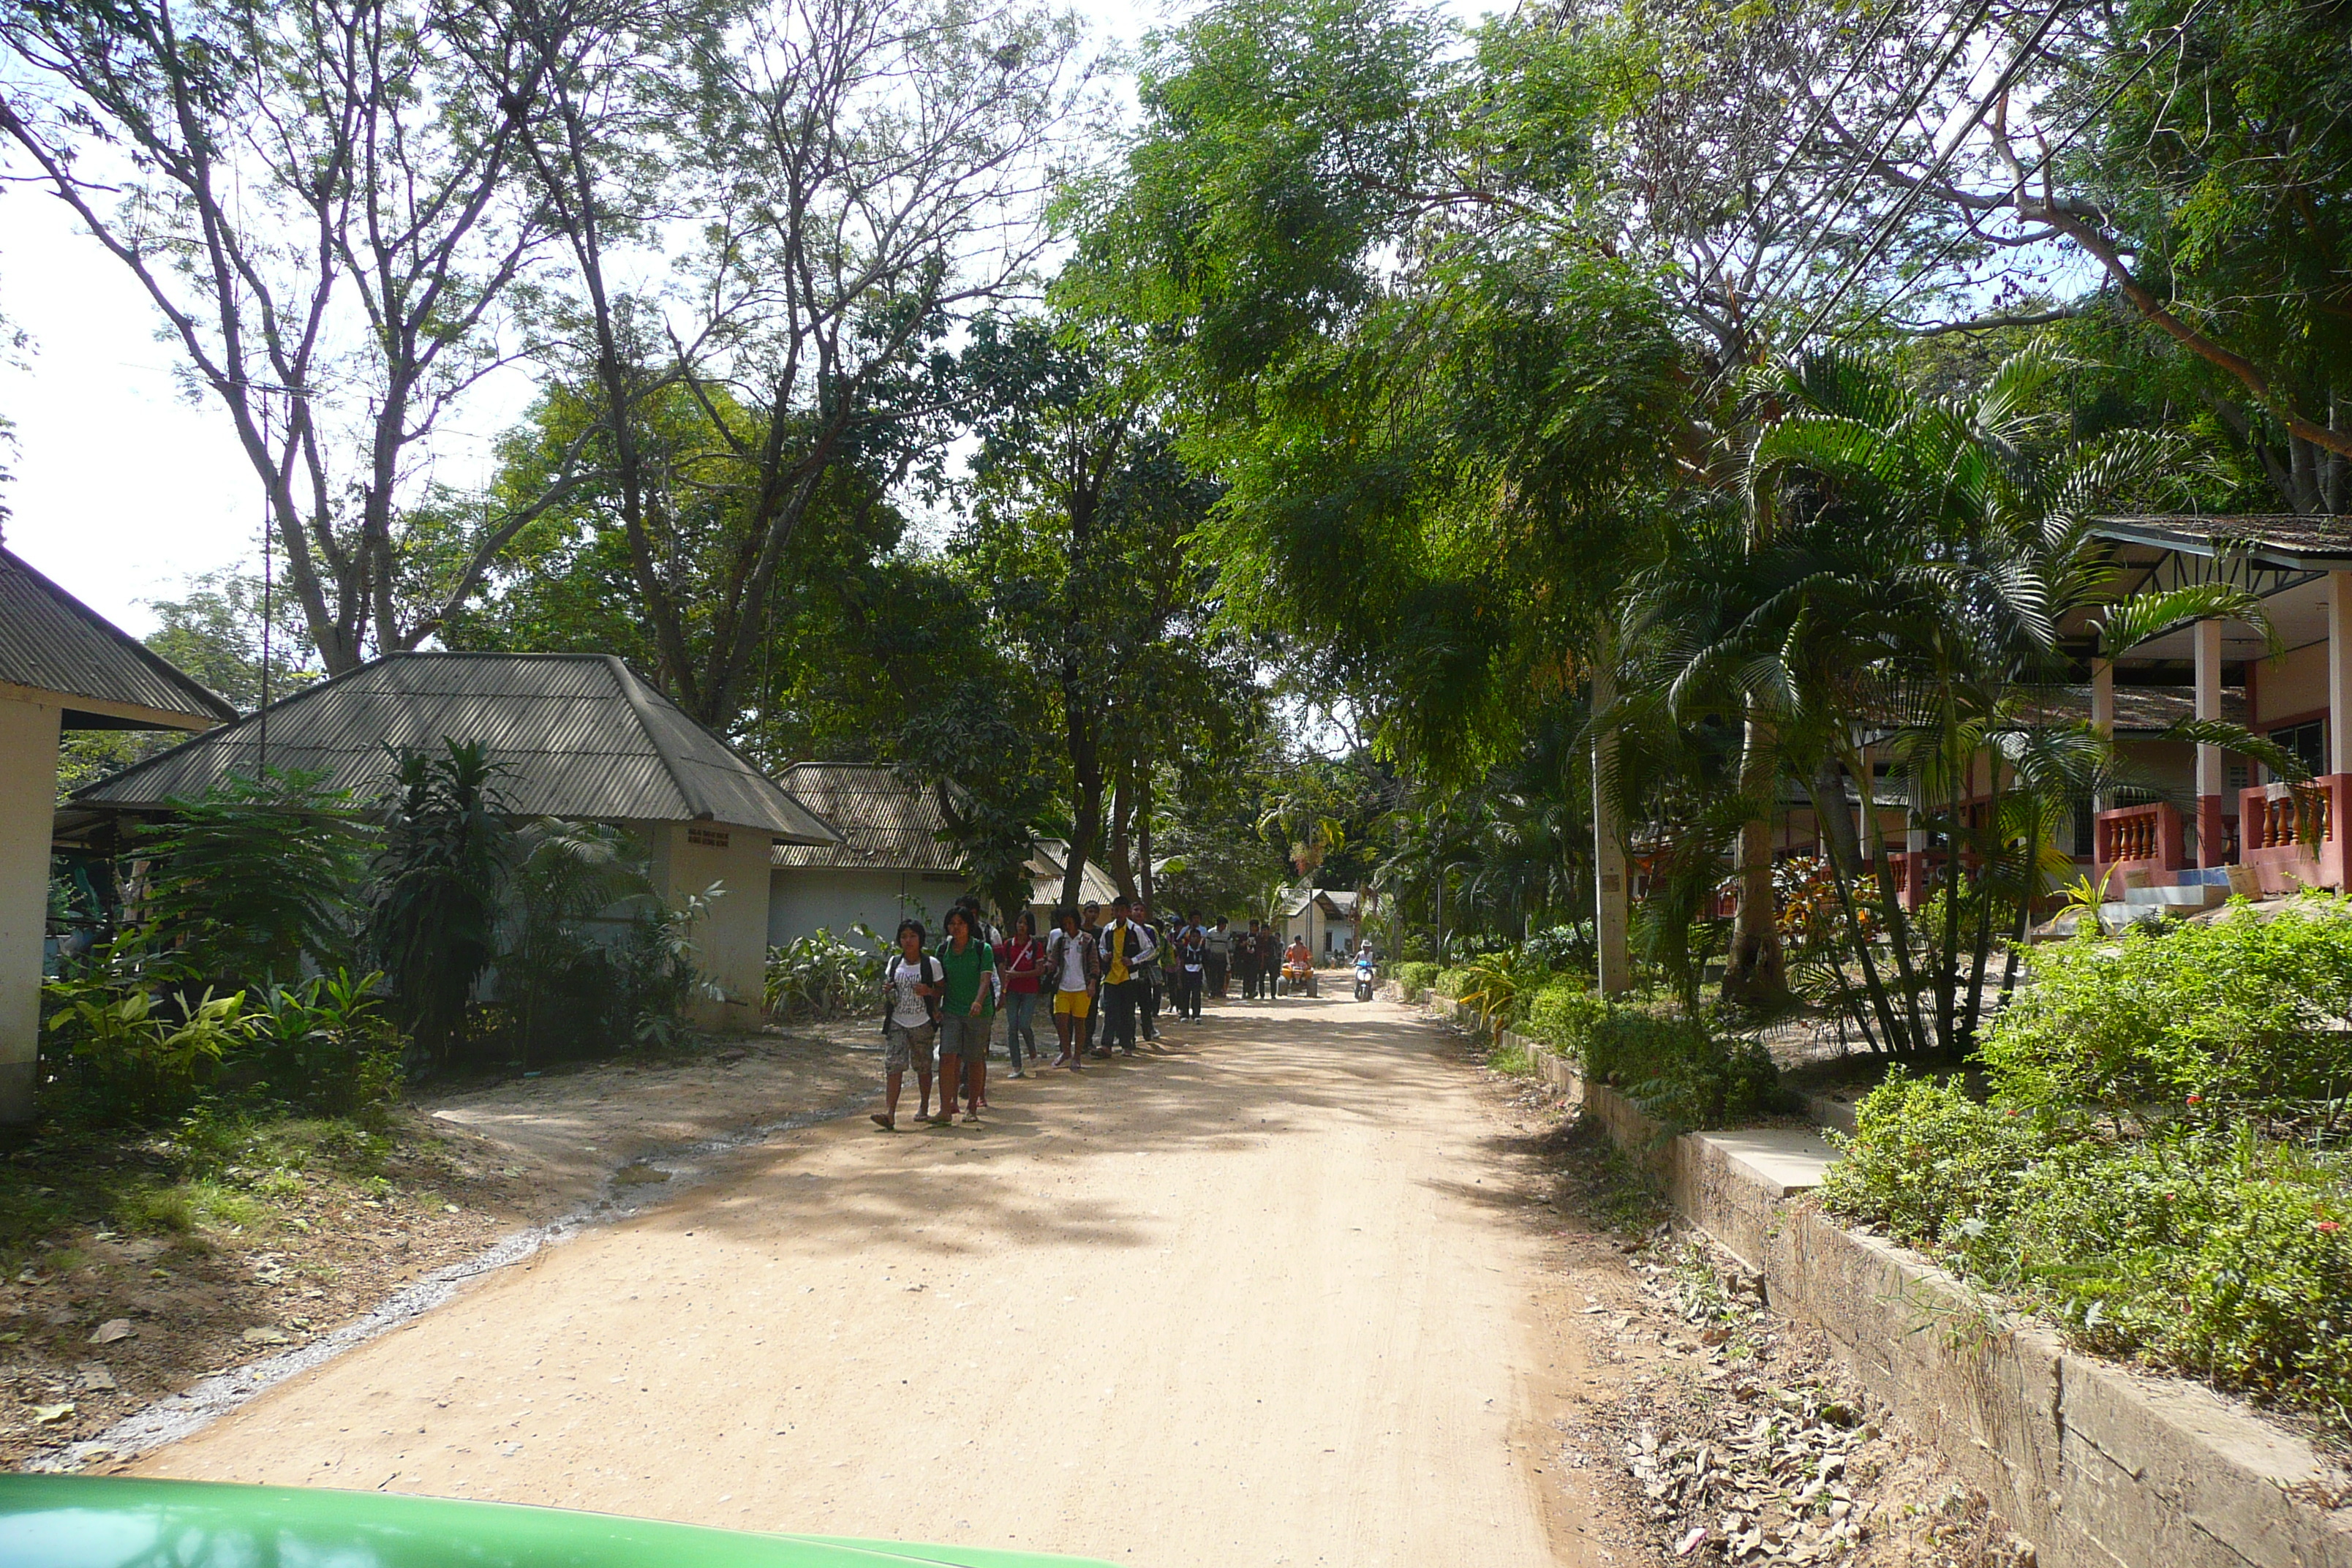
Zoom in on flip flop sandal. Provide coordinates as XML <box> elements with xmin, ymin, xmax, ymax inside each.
<box><xmin>870</xmin><ymin>1112</ymin><xmax>895</xmax><ymax>1131</ymax></box>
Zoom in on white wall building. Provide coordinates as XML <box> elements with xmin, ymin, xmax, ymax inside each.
<box><xmin>1</xmin><ymin>546</ymin><xmax>233</xmax><ymax>1121</ymax></box>
<box><xmin>768</xmin><ymin>764</ymin><xmax>972</xmax><ymax>946</ymax></box>
<box><xmin>1278</xmin><ymin>884</ymin><xmax>1360</xmax><ymax>959</ymax></box>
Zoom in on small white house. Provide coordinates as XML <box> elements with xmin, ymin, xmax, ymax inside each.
<box><xmin>767</xmin><ymin>763</ymin><xmax>972</xmax><ymax>946</ymax></box>
<box><xmin>1278</xmin><ymin>884</ymin><xmax>1360</xmax><ymax>959</ymax></box>
<box><xmin>75</xmin><ymin>652</ymin><xmax>837</xmax><ymax>1029</ymax></box>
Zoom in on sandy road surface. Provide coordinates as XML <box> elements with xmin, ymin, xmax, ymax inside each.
<box><xmin>136</xmin><ymin>992</ymin><xmax>1610</xmax><ymax>1567</ymax></box>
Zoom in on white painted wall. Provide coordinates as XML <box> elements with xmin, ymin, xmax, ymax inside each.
<box><xmin>1280</xmin><ymin>905</ymin><xmax>1357</xmax><ymax>958</ymax></box>
<box><xmin>641</xmin><ymin>821</ymin><xmax>777</xmax><ymax>1030</ymax></box>
<box><xmin>0</xmin><ymin>696</ymin><xmax>63</xmax><ymax>1122</ymax></box>
<box><xmin>767</xmin><ymin>867</ymin><xmax>962</xmax><ymax>949</ymax></box>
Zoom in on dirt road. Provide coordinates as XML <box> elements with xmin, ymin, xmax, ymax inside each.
<box><xmin>135</xmin><ymin>992</ymin><xmax>1614</xmax><ymax>1566</ymax></box>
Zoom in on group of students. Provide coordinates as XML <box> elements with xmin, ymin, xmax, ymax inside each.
<box><xmin>867</xmin><ymin>893</ymin><xmax>1320</xmax><ymax>1131</ymax></box>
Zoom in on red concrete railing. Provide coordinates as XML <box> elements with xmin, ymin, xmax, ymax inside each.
<box><xmin>2238</xmin><ymin>775</ymin><xmax>2352</xmax><ymax>894</ymax></box>
<box><xmin>2095</xmin><ymin>802</ymin><xmax>2185</xmax><ymax>895</ymax></box>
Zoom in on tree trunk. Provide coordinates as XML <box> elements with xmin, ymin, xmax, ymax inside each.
<box><xmin>1060</xmin><ymin>681</ymin><xmax>1102</xmax><ymax>912</ymax></box>
<box><xmin>1138</xmin><ymin>768</ymin><xmax>1155</xmax><ymax>911</ymax></box>
<box><xmin>1721</xmin><ymin>703</ymin><xmax>1785</xmax><ymax>1006</ymax></box>
<box><xmin>1106</xmin><ymin>766</ymin><xmax>1136</xmax><ymax>901</ymax></box>
<box><xmin>1803</xmin><ymin>759</ymin><xmax>1899</xmax><ymax>1054</ymax></box>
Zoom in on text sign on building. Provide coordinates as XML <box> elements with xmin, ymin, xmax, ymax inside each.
<box><xmin>687</xmin><ymin>826</ymin><xmax>731</xmax><ymax>849</ymax></box>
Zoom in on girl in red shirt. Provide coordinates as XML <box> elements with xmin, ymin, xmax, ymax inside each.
<box><xmin>996</xmin><ymin>911</ymin><xmax>1047</xmax><ymax>1078</ymax></box>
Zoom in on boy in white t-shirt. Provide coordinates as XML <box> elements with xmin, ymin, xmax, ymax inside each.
<box><xmin>871</xmin><ymin>919</ymin><xmax>941</xmax><ymax>1131</ymax></box>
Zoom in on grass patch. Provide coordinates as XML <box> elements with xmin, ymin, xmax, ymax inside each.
<box><xmin>1484</xmin><ymin>1040</ymin><xmax>1536</xmax><ymax>1077</ymax></box>
<box><xmin>1</xmin><ymin>1098</ymin><xmax>410</xmax><ymax>1275</ymax></box>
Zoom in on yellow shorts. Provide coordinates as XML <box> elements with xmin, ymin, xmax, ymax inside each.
<box><xmin>1052</xmin><ymin>988</ymin><xmax>1092</xmax><ymax>1018</ymax></box>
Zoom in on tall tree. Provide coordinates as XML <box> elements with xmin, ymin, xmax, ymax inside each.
<box><xmin>510</xmin><ymin>0</ymin><xmax>1101</xmax><ymax>727</ymax></box>
<box><xmin>0</xmin><ymin>0</ymin><xmax>598</xmax><ymax>668</ymax></box>
<box><xmin>961</xmin><ymin>311</ymin><xmax>1259</xmax><ymax>908</ymax></box>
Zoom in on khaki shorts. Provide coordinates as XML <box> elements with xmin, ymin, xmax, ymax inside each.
<box><xmin>1052</xmin><ymin>988</ymin><xmax>1092</xmax><ymax>1018</ymax></box>
<box><xmin>937</xmin><ymin>1012</ymin><xmax>992</xmax><ymax>1061</ymax></box>
<box><xmin>884</xmin><ymin>1022</ymin><xmax>935</xmax><ymax>1074</ymax></box>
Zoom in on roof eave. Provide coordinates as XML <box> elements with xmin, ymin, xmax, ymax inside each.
<box><xmin>2091</xmin><ymin>519</ymin><xmax>2352</xmax><ymax>573</ymax></box>
<box><xmin>3</xmin><ymin>679</ymin><xmax>228</xmax><ymax>733</ymax></box>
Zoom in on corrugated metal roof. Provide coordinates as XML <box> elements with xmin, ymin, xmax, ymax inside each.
<box><xmin>769</xmin><ymin>763</ymin><xmax>960</xmax><ymax>870</ymax></box>
<box><xmin>2093</xmin><ymin>514</ymin><xmax>2352</xmax><ymax>567</ymax></box>
<box><xmin>73</xmin><ymin>652</ymin><xmax>838</xmax><ymax>842</ymax></box>
<box><xmin>0</xmin><ymin>546</ymin><xmax>235</xmax><ymax>728</ymax></box>
<box><xmin>1026</xmin><ymin>839</ymin><xmax>1120</xmax><ymax>908</ymax></box>
<box><xmin>1278</xmin><ymin>883</ymin><xmax>1355</xmax><ymax>919</ymax></box>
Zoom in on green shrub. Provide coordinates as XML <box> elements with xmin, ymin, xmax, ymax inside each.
<box><xmin>1526</xmin><ymin>981</ymin><xmax>1606</xmax><ymax>1058</ymax></box>
<box><xmin>766</xmin><ymin>926</ymin><xmax>886</xmax><ymax>1019</ymax></box>
<box><xmin>1432</xmin><ymin>965</ymin><xmax>1475</xmax><ymax>999</ymax></box>
<box><xmin>137</xmin><ymin>767</ymin><xmax>367</xmax><ymax>990</ymax></box>
<box><xmin>1981</xmin><ymin>905</ymin><xmax>2352</xmax><ymax>1118</ymax></box>
<box><xmin>1820</xmin><ymin>1072</ymin><xmax>2056</xmax><ymax>1244</ymax></box>
<box><xmin>1567</xmin><ymin>1007</ymin><xmax>1782</xmax><ymax>1130</ymax></box>
<box><xmin>245</xmin><ymin>970</ymin><xmax>405</xmax><ymax>1123</ymax></box>
<box><xmin>1828</xmin><ymin>1079</ymin><xmax>2352</xmax><ymax>1421</ymax></box>
<box><xmin>41</xmin><ymin>973</ymin><xmax>260</xmax><ymax>1122</ymax></box>
<box><xmin>1392</xmin><ymin>962</ymin><xmax>1438</xmax><ymax>1001</ymax></box>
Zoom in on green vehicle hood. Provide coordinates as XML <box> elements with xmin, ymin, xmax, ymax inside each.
<box><xmin>0</xmin><ymin>1476</ymin><xmax>1117</xmax><ymax>1568</ymax></box>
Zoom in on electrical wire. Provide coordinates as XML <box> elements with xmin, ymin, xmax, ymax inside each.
<box><xmin>1708</xmin><ymin>0</ymin><xmax>1914</xmax><ymax>276</ymax></box>
<box><xmin>1783</xmin><ymin>0</ymin><xmax>2076</xmax><ymax>354</ymax></box>
<box><xmin>1837</xmin><ymin>0</ymin><xmax>2218</xmax><ymax>342</ymax></box>
<box><xmin>1736</xmin><ymin>0</ymin><xmax>1999</xmax><ymax>337</ymax></box>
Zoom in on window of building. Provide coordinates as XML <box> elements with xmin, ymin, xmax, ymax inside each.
<box><xmin>2270</xmin><ymin>720</ymin><xmax>2326</xmax><ymax>780</ymax></box>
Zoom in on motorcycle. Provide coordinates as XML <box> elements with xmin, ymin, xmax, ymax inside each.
<box><xmin>1352</xmin><ymin>951</ymin><xmax>1377</xmax><ymax>1001</ymax></box>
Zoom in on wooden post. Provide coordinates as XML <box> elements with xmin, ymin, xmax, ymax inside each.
<box><xmin>2091</xmin><ymin>657</ymin><xmax>2114</xmax><ymax>814</ymax></box>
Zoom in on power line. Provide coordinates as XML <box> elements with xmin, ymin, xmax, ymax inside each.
<box><xmin>1839</xmin><ymin>0</ymin><xmax>2218</xmax><ymax>341</ymax></box>
<box><xmin>1738</xmin><ymin>0</ymin><xmax>1999</xmax><ymax>336</ymax></box>
<box><xmin>1710</xmin><ymin>0</ymin><xmax>1913</xmax><ymax>276</ymax></box>
<box><xmin>1784</xmin><ymin>0</ymin><xmax>2076</xmax><ymax>354</ymax></box>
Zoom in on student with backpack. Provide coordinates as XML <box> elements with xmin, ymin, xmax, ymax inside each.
<box><xmin>996</xmin><ymin>911</ymin><xmax>1045</xmax><ymax>1078</ymax></box>
<box><xmin>1044</xmin><ymin>906</ymin><xmax>1100</xmax><ymax>1069</ymax></box>
<box><xmin>870</xmin><ymin>920</ymin><xmax>941</xmax><ymax>1132</ymax></box>
<box><xmin>1175</xmin><ymin>911</ymin><xmax>1207</xmax><ymax>1019</ymax></box>
<box><xmin>1096</xmin><ymin>897</ymin><xmax>1156</xmax><ymax>1057</ymax></box>
<box><xmin>934</xmin><ymin>906</ymin><xmax>997</xmax><ymax>1125</ymax></box>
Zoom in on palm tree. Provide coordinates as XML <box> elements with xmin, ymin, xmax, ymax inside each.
<box><xmin>1630</xmin><ymin>346</ymin><xmax>2284</xmax><ymax>1053</ymax></box>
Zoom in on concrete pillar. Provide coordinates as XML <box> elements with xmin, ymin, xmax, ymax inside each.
<box><xmin>2091</xmin><ymin>657</ymin><xmax>2114</xmax><ymax>814</ymax></box>
<box><xmin>2195</xmin><ymin>617</ymin><xmax>2227</xmax><ymax>868</ymax></box>
<box><xmin>0</xmin><ymin>696</ymin><xmax>64</xmax><ymax>1124</ymax></box>
<box><xmin>2330</xmin><ymin>572</ymin><xmax>2352</xmax><ymax>776</ymax></box>
<box><xmin>1591</xmin><ymin>657</ymin><xmax>1631</xmax><ymax>995</ymax></box>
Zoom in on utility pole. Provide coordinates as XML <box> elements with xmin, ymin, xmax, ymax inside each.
<box><xmin>1593</xmin><ymin>649</ymin><xmax>1631</xmax><ymax>994</ymax></box>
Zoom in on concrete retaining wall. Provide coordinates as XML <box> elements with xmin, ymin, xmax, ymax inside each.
<box><xmin>1434</xmin><ymin>995</ymin><xmax>2352</xmax><ymax>1568</ymax></box>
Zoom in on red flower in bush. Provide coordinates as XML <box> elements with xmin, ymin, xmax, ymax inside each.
<box><xmin>2320</xmin><ymin>1221</ymin><xmax>2342</xmax><ymax>1235</ymax></box>
<box><xmin>2186</xmin><ymin>1094</ymin><xmax>2204</xmax><ymax>1105</ymax></box>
